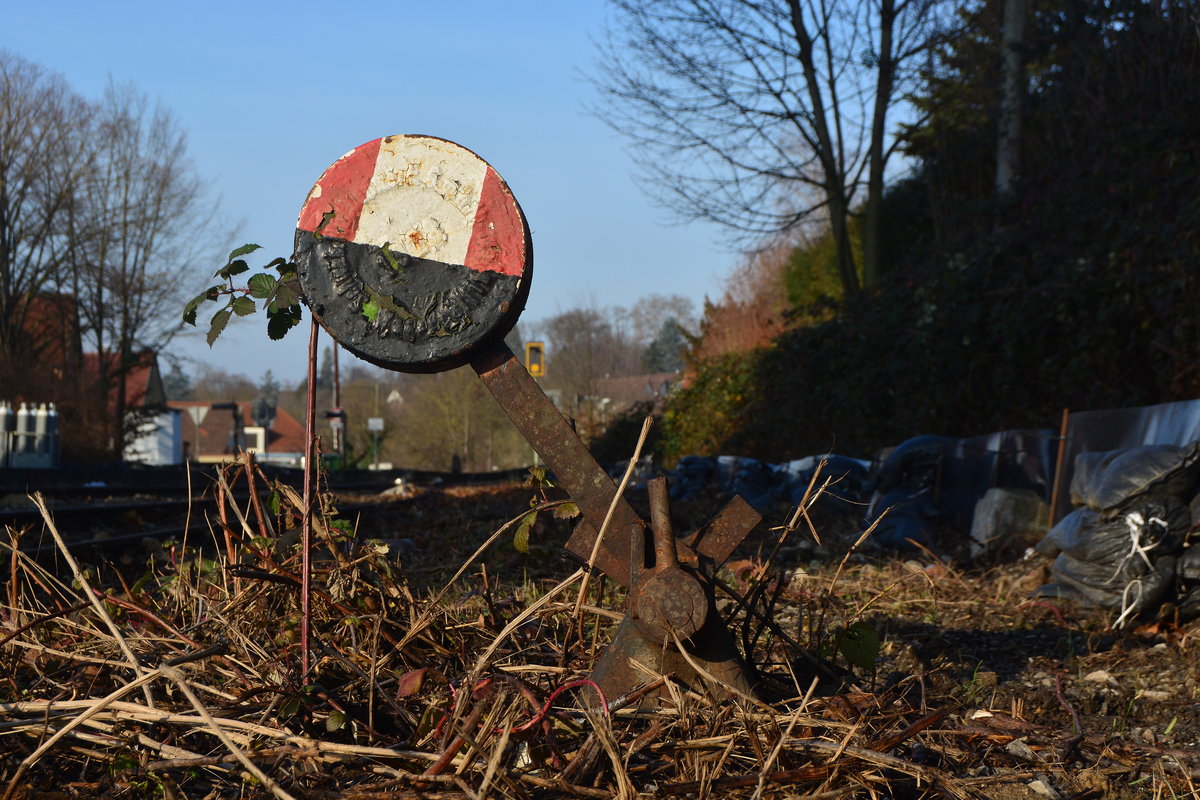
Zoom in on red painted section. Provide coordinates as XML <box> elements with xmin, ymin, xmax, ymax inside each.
<box><xmin>296</xmin><ymin>138</ymin><xmax>381</xmax><ymax>241</ymax></box>
<box><xmin>465</xmin><ymin>167</ymin><xmax>526</xmax><ymax>277</ymax></box>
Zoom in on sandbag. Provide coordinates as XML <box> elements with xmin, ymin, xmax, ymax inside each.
<box><xmin>1036</xmin><ymin>498</ymin><xmax>1187</xmax><ymax>625</ymax></box>
<box><xmin>1070</xmin><ymin>444</ymin><xmax>1200</xmax><ymax>513</ymax></box>
<box><xmin>668</xmin><ymin>456</ymin><xmax>715</xmax><ymax>501</ymax></box>
<box><xmin>1047</xmin><ymin>499</ymin><xmax>1186</xmax><ymax>562</ymax></box>
<box><xmin>1044</xmin><ymin>552</ymin><xmax>1177</xmax><ymax>617</ymax></box>
<box><xmin>1035</xmin><ymin>507</ymin><xmax>1099</xmax><ymax>558</ymax></box>
<box><xmin>1179</xmin><ymin>545</ymin><xmax>1200</xmax><ymax>582</ymax></box>
<box><xmin>783</xmin><ymin>455</ymin><xmax>869</xmax><ymax>509</ymax></box>
<box><xmin>873</xmin><ymin>435</ymin><xmax>946</xmax><ymax>495</ymax></box>
<box><xmin>870</xmin><ymin>512</ymin><xmax>934</xmax><ymax>550</ymax></box>
<box><xmin>729</xmin><ymin>458</ymin><xmax>780</xmax><ymax>512</ymax></box>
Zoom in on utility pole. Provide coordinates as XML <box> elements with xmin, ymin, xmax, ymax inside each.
<box><xmin>332</xmin><ymin>343</ymin><xmax>342</xmax><ymax>455</ymax></box>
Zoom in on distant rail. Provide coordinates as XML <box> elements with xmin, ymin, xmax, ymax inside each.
<box><xmin>0</xmin><ymin>463</ymin><xmax>532</xmax><ymax>498</ymax></box>
<box><xmin>3</xmin><ymin>464</ymin><xmax>532</xmax><ymax>561</ymax></box>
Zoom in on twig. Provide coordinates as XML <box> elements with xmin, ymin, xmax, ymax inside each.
<box><xmin>2</xmin><ymin>666</ymin><xmax>165</xmax><ymax>800</ymax></box>
<box><xmin>243</xmin><ymin>449</ymin><xmax>275</xmax><ymax>538</ymax></box>
<box><xmin>31</xmin><ymin>492</ymin><xmax>155</xmax><ymax>709</ymax></box>
<box><xmin>1054</xmin><ymin>675</ymin><xmax>1082</xmax><ymax>736</ymax></box>
<box><xmin>0</xmin><ymin>601</ymin><xmax>89</xmax><ymax>650</ymax></box>
<box><xmin>397</xmin><ymin>504</ymin><xmax>574</xmax><ymax>650</ymax></box>
<box><xmin>146</xmin><ymin>745</ymin><xmax>314</xmax><ymax>771</ymax></box>
<box><xmin>660</xmin><ymin>739</ymin><xmax>976</xmax><ymax>797</ymax></box>
<box><xmin>752</xmin><ymin>677</ymin><xmax>820</xmax><ymax>800</ymax></box>
<box><xmin>161</xmin><ymin>664</ymin><xmax>299</xmax><ymax>800</ymax></box>
<box><xmin>468</xmin><ymin>569</ymin><xmax>585</xmax><ymax>685</ymax></box>
<box><xmin>0</xmin><ymin>699</ymin><xmax>445</xmax><ymax>763</ymax></box>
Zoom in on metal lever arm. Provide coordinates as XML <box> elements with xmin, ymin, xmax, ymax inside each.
<box><xmin>470</xmin><ymin>341</ymin><xmax>762</xmax><ymax>587</ymax></box>
<box><xmin>471</xmin><ymin>341</ymin><xmax>645</xmax><ymax>585</ymax></box>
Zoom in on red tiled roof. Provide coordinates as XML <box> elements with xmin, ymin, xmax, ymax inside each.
<box><xmin>169</xmin><ymin>401</ymin><xmax>306</xmax><ymax>458</ymax></box>
<box><xmin>82</xmin><ymin>351</ymin><xmax>164</xmax><ymax>410</ymax></box>
<box><xmin>593</xmin><ymin>372</ymin><xmax>678</xmax><ymax>408</ymax></box>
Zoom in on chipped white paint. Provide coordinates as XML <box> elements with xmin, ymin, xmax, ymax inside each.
<box><xmin>353</xmin><ymin>136</ymin><xmax>488</xmax><ymax>262</ymax></box>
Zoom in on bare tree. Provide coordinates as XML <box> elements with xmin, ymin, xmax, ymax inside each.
<box><xmin>394</xmin><ymin>368</ymin><xmax>527</xmax><ymax>471</ymax></box>
<box><xmin>66</xmin><ymin>80</ymin><xmax>214</xmax><ymax>451</ymax></box>
<box><xmin>594</xmin><ymin>0</ymin><xmax>948</xmax><ymax>297</ymax></box>
<box><xmin>995</xmin><ymin>0</ymin><xmax>1027</xmax><ymax>195</ymax></box>
<box><xmin>625</xmin><ymin>293</ymin><xmax>697</xmax><ymax>345</ymax></box>
<box><xmin>0</xmin><ymin>52</ymin><xmax>91</xmax><ymax>381</ymax></box>
<box><xmin>537</xmin><ymin>307</ymin><xmax>641</xmax><ymax>439</ymax></box>
<box><xmin>190</xmin><ymin>366</ymin><xmax>257</xmax><ymax>402</ymax></box>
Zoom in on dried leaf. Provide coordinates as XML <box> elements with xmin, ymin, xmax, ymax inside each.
<box><xmin>397</xmin><ymin>667</ymin><xmax>428</xmax><ymax>698</ymax></box>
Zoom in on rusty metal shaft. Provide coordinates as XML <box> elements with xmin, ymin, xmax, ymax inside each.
<box><xmin>470</xmin><ymin>341</ymin><xmax>762</xmax><ymax>588</ymax></box>
<box><xmin>471</xmin><ymin>341</ymin><xmax>644</xmax><ymax>585</ymax></box>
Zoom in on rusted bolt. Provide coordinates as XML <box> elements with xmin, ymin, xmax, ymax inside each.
<box><xmin>631</xmin><ymin>477</ymin><xmax>708</xmax><ymax>641</ymax></box>
<box><xmin>634</xmin><ymin>570</ymin><xmax>707</xmax><ymax>640</ymax></box>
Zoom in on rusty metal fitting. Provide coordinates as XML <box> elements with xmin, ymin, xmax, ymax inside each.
<box><xmin>630</xmin><ymin>477</ymin><xmax>708</xmax><ymax>641</ymax></box>
<box><xmin>633</xmin><ymin>570</ymin><xmax>707</xmax><ymax>640</ymax></box>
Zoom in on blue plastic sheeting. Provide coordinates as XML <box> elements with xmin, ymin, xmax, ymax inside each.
<box><xmin>664</xmin><ymin>453</ymin><xmax>871</xmax><ymax>514</ymax></box>
<box><xmin>861</xmin><ymin>430</ymin><xmax>1058</xmax><ymax>550</ymax></box>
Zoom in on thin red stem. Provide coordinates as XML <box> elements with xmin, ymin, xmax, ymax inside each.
<box><xmin>301</xmin><ymin>317</ymin><xmax>319</xmax><ymax>678</ymax></box>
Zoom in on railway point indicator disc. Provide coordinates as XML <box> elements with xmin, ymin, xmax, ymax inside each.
<box><xmin>293</xmin><ymin>135</ymin><xmax>532</xmax><ymax>373</ymax></box>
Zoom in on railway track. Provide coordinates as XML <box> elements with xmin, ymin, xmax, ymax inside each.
<box><xmin>3</xmin><ymin>464</ymin><xmax>532</xmax><ymax>562</ymax></box>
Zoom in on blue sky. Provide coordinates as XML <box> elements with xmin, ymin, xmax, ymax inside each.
<box><xmin>7</xmin><ymin>1</ymin><xmax>734</xmax><ymax>384</ymax></box>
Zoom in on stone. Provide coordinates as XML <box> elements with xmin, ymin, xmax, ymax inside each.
<box><xmin>1083</xmin><ymin>669</ymin><xmax>1118</xmax><ymax>686</ymax></box>
<box><xmin>1028</xmin><ymin>778</ymin><xmax>1063</xmax><ymax>799</ymax></box>
<box><xmin>1005</xmin><ymin>738</ymin><xmax>1040</xmax><ymax>762</ymax></box>
<box><xmin>970</xmin><ymin>488</ymin><xmax>1050</xmax><ymax>559</ymax></box>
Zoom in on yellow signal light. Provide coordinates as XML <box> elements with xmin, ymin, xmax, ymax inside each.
<box><xmin>525</xmin><ymin>341</ymin><xmax>545</xmax><ymax>377</ymax></box>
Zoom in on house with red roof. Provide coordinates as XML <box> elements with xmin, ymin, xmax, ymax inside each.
<box><xmin>168</xmin><ymin>400</ymin><xmax>306</xmax><ymax>465</ymax></box>
<box><xmin>82</xmin><ymin>351</ymin><xmax>168</xmax><ymax>411</ymax></box>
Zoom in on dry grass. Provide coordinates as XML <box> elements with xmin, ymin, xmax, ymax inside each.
<box><xmin>0</xmin><ymin>460</ymin><xmax>1197</xmax><ymax>799</ymax></box>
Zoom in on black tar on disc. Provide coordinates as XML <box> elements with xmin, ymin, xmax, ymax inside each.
<box><xmin>294</xmin><ymin>230</ymin><xmax>528</xmax><ymax>373</ymax></box>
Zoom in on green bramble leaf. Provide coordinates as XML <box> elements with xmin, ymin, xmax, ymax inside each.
<box><xmin>552</xmin><ymin>501</ymin><xmax>580</xmax><ymax>520</ymax></box>
<box><xmin>513</xmin><ymin>510</ymin><xmax>537</xmax><ymax>554</ymax></box>
<box><xmin>271</xmin><ymin>278</ymin><xmax>301</xmax><ymax>311</ymax></box>
<box><xmin>182</xmin><ymin>285</ymin><xmax>222</xmax><ymax>325</ymax></box>
<box><xmin>181</xmin><ymin>301</ymin><xmax>200</xmax><ymax>326</ymax></box>
<box><xmin>278</xmin><ymin>694</ymin><xmax>302</xmax><ymax>719</ymax></box>
<box><xmin>207</xmin><ymin>307</ymin><xmax>232</xmax><ymax>347</ymax></box>
<box><xmin>247</xmin><ymin>273</ymin><xmax>277</xmax><ymax>299</ymax></box>
<box><xmin>231</xmin><ymin>295</ymin><xmax>256</xmax><ymax>316</ymax></box>
<box><xmin>216</xmin><ymin>259</ymin><xmax>250</xmax><ymax>279</ymax></box>
<box><xmin>189</xmin><ymin>247</ymin><xmax>305</xmax><ymax>345</ymax></box>
<box><xmin>325</xmin><ymin>710</ymin><xmax>346</xmax><ymax>732</ymax></box>
<box><xmin>524</xmin><ymin>466</ymin><xmax>552</xmax><ymax>488</ymax></box>
<box><xmin>228</xmin><ymin>243</ymin><xmax>262</xmax><ymax>261</ymax></box>
<box><xmin>835</xmin><ymin>621</ymin><xmax>880</xmax><ymax>672</ymax></box>
<box><xmin>267</xmin><ymin>306</ymin><xmax>301</xmax><ymax>340</ymax></box>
